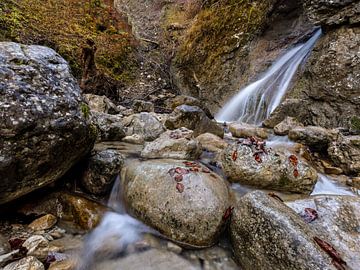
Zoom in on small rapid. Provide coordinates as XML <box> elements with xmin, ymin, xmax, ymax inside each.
<box><xmin>216</xmin><ymin>29</ymin><xmax>322</xmax><ymax>124</ymax></box>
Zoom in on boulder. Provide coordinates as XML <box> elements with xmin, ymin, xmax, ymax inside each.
<box><xmin>230</xmin><ymin>191</ymin><xmax>336</xmax><ymax>270</ymax></box>
<box><xmin>122</xmin><ymin>113</ymin><xmax>165</xmax><ymax>141</ymax></box>
<box><xmin>121</xmin><ymin>159</ymin><xmax>230</xmax><ymax>247</ymax></box>
<box><xmin>219</xmin><ymin>139</ymin><xmax>318</xmax><ymax>194</ymax></box>
<box><xmin>84</xmin><ymin>94</ymin><xmax>119</xmax><ymax>114</ymax></box>
<box><xmin>274</xmin><ymin>117</ymin><xmax>303</xmax><ymax>136</ymax></box>
<box><xmin>196</xmin><ymin>133</ymin><xmax>228</xmax><ymax>153</ymax></box>
<box><xmin>28</xmin><ymin>214</ymin><xmax>57</xmax><ymax>231</ymax></box>
<box><xmin>288</xmin><ymin>126</ymin><xmax>339</xmax><ymax>151</ymax></box>
<box><xmin>22</xmin><ymin>235</ymin><xmax>60</xmax><ymax>261</ymax></box>
<box><xmin>133</xmin><ymin>99</ymin><xmax>154</xmax><ymax>113</ymax></box>
<box><xmin>228</xmin><ymin>122</ymin><xmax>269</xmax><ymax>139</ymax></box>
<box><xmin>287</xmin><ymin>195</ymin><xmax>360</xmax><ymax>270</ymax></box>
<box><xmin>91</xmin><ymin>112</ymin><xmax>126</xmax><ymax>141</ymax></box>
<box><xmin>328</xmin><ymin>135</ymin><xmax>360</xmax><ymax>174</ymax></box>
<box><xmin>168</xmin><ymin>95</ymin><xmax>213</xmax><ymax>119</ymax></box>
<box><xmin>0</xmin><ymin>42</ymin><xmax>96</xmax><ymax>204</ymax></box>
<box><xmin>165</xmin><ymin>105</ymin><xmax>224</xmax><ymax>138</ymax></box>
<box><xmin>141</xmin><ymin>128</ymin><xmax>202</xmax><ymax>160</ymax></box>
<box><xmin>3</xmin><ymin>256</ymin><xmax>44</xmax><ymax>270</ymax></box>
<box><xmin>81</xmin><ymin>149</ymin><xmax>124</xmax><ymax>194</ymax></box>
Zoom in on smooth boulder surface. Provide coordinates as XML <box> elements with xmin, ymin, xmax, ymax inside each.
<box><xmin>121</xmin><ymin>159</ymin><xmax>230</xmax><ymax>247</ymax></box>
<box><xmin>3</xmin><ymin>256</ymin><xmax>44</xmax><ymax>270</ymax></box>
<box><xmin>230</xmin><ymin>191</ymin><xmax>335</xmax><ymax>270</ymax></box>
<box><xmin>220</xmin><ymin>140</ymin><xmax>318</xmax><ymax>194</ymax></box>
<box><xmin>165</xmin><ymin>105</ymin><xmax>224</xmax><ymax>138</ymax></box>
<box><xmin>82</xmin><ymin>149</ymin><xmax>124</xmax><ymax>194</ymax></box>
<box><xmin>228</xmin><ymin>122</ymin><xmax>269</xmax><ymax>139</ymax></box>
<box><xmin>287</xmin><ymin>195</ymin><xmax>360</xmax><ymax>270</ymax></box>
<box><xmin>196</xmin><ymin>133</ymin><xmax>228</xmax><ymax>153</ymax></box>
<box><xmin>91</xmin><ymin>112</ymin><xmax>126</xmax><ymax>141</ymax></box>
<box><xmin>274</xmin><ymin>117</ymin><xmax>303</xmax><ymax>135</ymax></box>
<box><xmin>141</xmin><ymin>128</ymin><xmax>202</xmax><ymax>160</ymax></box>
<box><xmin>0</xmin><ymin>42</ymin><xmax>96</xmax><ymax>204</ymax></box>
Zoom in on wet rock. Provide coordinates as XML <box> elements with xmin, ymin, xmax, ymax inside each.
<box><xmin>274</xmin><ymin>117</ymin><xmax>303</xmax><ymax>136</ymax></box>
<box><xmin>122</xmin><ymin>134</ymin><xmax>144</xmax><ymax>144</ymax></box>
<box><xmin>0</xmin><ymin>42</ymin><xmax>96</xmax><ymax>204</ymax></box>
<box><xmin>84</xmin><ymin>94</ymin><xmax>119</xmax><ymax>114</ymax></box>
<box><xmin>196</xmin><ymin>133</ymin><xmax>228</xmax><ymax>153</ymax></box>
<box><xmin>165</xmin><ymin>105</ymin><xmax>223</xmax><ymax>138</ymax></box>
<box><xmin>168</xmin><ymin>95</ymin><xmax>213</xmax><ymax>119</ymax></box>
<box><xmin>287</xmin><ymin>195</ymin><xmax>360</xmax><ymax>270</ymax></box>
<box><xmin>320</xmin><ymin>160</ymin><xmax>343</xmax><ymax>175</ymax></box>
<box><xmin>229</xmin><ymin>122</ymin><xmax>269</xmax><ymax>139</ymax></box>
<box><xmin>28</xmin><ymin>214</ymin><xmax>57</xmax><ymax>231</ymax></box>
<box><xmin>133</xmin><ymin>99</ymin><xmax>154</xmax><ymax>113</ymax></box>
<box><xmin>94</xmin><ymin>248</ymin><xmax>199</xmax><ymax>270</ymax></box>
<box><xmin>48</xmin><ymin>235</ymin><xmax>83</xmax><ymax>253</ymax></box>
<box><xmin>288</xmin><ymin>126</ymin><xmax>339</xmax><ymax>151</ymax></box>
<box><xmin>230</xmin><ymin>191</ymin><xmax>335</xmax><ymax>270</ymax></box>
<box><xmin>122</xmin><ymin>113</ymin><xmax>165</xmax><ymax>141</ymax></box>
<box><xmin>0</xmin><ymin>234</ymin><xmax>10</xmax><ymax>256</ymax></box>
<box><xmin>303</xmin><ymin>0</ymin><xmax>360</xmax><ymax>27</ymax></box>
<box><xmin>91</xmin><ymin>112</ymin><xmax>126</xmax><ymax>141</ymax></box>
<box><xmin>220</xmin><ymin>142</ymin><xmax>317</xmax><ymax>194</ymax></box>
<box><xmin>122</xmin><ymin>159</ymin><xmax>230</xmax><ymax>247</ymax></box>
<box><xmin>48</xmin><ymin>259</ymin><xmax>75</xmax><ymax>270</ymax></box>
<box><xmin>81</xmin><ymin>149</ymin><xmax>124</xmax><ymax>195</ymax></box>
<box><xmin>22</xmin><ymin>235</ymin><xmax>59</xmax><ymax>261</ymax></box>
<box><xmin>141</xmin><ymin>128</ymin><xmax>202</xmax><ymax>160</ymax></box>
<box><xmin>3</xmin><ymin>256</ymin><xmax>44</xmax><ymax>270</ymax></box>
<box><xmin>328</xmin><ymin>135</ymin><xmax>360</xmax><ymax>174</ymax></box>
<box><xmin>0</xmin><ymin>250</ymin><xmax>19</xmax><ymax>267</ymax></box>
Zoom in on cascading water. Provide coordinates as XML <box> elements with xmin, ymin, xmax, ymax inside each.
<box><xmin>216</xmin><ymin>29</ymin><xmax>322</xmax><ymax>124</ymax></box>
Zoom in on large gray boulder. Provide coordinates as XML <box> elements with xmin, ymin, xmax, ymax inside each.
<box><xmin>0</xmin><ymin>42</ymin><xmax>96</xmax><ymax>204</ymax></box>
<box><xmin>230</xmin><ymin>191</ymin><xmax>336</xmax><ymax>270</ymax></box>
<box><xmin>121</xmin><ymin>159</ymin><xmax>230</xmax><ymax>247</ymax></box>
<box><xmin>287</xmin><ymin>195</ymin><xmax>360</xmax><ymax>270</ymax></box>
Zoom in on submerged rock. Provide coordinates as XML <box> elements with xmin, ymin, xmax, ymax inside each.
<box><xmin>121</xmin><ymin>159</ymin><xmax>230</xmax><ymax>247</ymax></box>
<box><xmin>165</xmin><ymin>105</ymin><xmax>224</xmax><ymax>138</ymax></box>
<box><xmin>91</xmin><ymin>112</ymin><xmax>126</xmax><ymax>141</ymax></box>
<box><xmin>230</xmin><ymin>191</ymin><xmax>335</xmax><ymax>270</ymax></box>
<box><xmin>220</xmin><ymin>141</ymin><xmax>317</xmax><ymax>194</ymax></box>
<box><xmin>287</xmin><ymin>195</ymin><xmax>360</xmax><ymax>270</ymax></box>
<box><xmin>3</xmin><ymin>256</ymin><xmax>44</xmax><ymax>270</ymax></box>
<box><xmin>0</xmin><ymin>42</ymin><xmax>96</xmax><ymax>204</ymax></box>
<box><xmin>141</xmin><ymin>128</ymin><xmax>202</xmax><ymax>160</ymax></box>
<box><xmin>81</xmin><ymin>149</ymin><xmax>124</xmax><ymax>195</ymax></box>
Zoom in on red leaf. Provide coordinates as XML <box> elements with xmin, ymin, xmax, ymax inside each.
<box><xmin>268</xmin><ymin>192</ymin><xmax>284</xmax><ymax>202</ymax></box>
<box><xmin>222</xmin><ymin>206</ymin><xmax>234</xmax><ymax>221</ymax></box>
<box><xmin>189</xmin><ymin>167</ymin><xmax>200</xmax><ymax>172</ymax></box>
<box><xmin>183</xmin><ymin>161</ymin><xmax>198</xmax><ymax>167</ymax></box>
<box><xmin>174</xmin><ymin>174</ymin><xmax>183</xmax><ymax>182</ymax></box>
<box><xmin>175</xmin><ymin>167</ymin><xmax>189</xmax><ymax>175</ymax></box>
<box><xmin>254</xmin><ymin>153</ymin><xmax>262</xmax><ymax>163</ymax></box>
<box><xmin>302</xmin><ymin>208</ymin><xmax>318</xmax><ymax>223</ymax></box>
<box><xmin>232</xmin><ymin>150</ymin><xmax>238</xmax><ymax>161</ymax></box>
<box><xmin>8</xmin><ymin>238</ymin><xmax>25</xmax><ymax>250</ymax></box>
<box><xmin>314</xmin><ymin>236</ymin><xmax>346</xmax><ymax>268</ymax></box>
<box><xmin>289</xmin><ymin>155</ymin><xmax>298</xmax><ymax>167</ymax></box>
<box><xmin>202</xmin><ymin>167</ymin><xmax>210</xmax><ymax>173</ymax></box>
<box><xmin>176</xmin><ymin>183</ymin><xmax>184</xmax><ymax>193</ymax></box>
<box><xmin>293</xmin><ymin>168</ymin><xmax>299</xmax><ymax>177</ymax></box>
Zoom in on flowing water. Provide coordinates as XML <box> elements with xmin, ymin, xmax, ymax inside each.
<box><xmin>311</xmin><ymin>174</ymin><xmax>355</xmax><ymax>196</ymax></box>
<box><xmin>216</xmin><ymin>29</ymin><xmax>322</xmax><ymax>124</ymax></box>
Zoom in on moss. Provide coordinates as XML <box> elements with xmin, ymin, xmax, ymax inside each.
<box><xmin>350</xmin><ymin>116</ymin><xmax>360</xmax><ymax>131</ymax></box>
<box><xmin>0</xmin><ymin>0</ymin><xmax>138</xmax><ymax>83</ymax></box>
<box><xmin>80</xmin><ymin>102</ymin><xmax>90</xmax><ymax>120</ymax></box>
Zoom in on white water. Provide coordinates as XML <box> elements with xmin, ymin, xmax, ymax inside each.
<box><xmin>311</xmin><ymin>174</ymin><xmax>354</xmax><ymax>196</ymax></box>
<box><xmin>216</xmin><ymin>29</ymin><xmax>322</xmax><ymax>124</ymax></box>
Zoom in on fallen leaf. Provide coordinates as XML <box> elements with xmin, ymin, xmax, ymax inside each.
<box><xmin>289</xmin><ymin>155</ymin><xmax>298</xmax><ymax>167</ymax></box>
<box><xmin>8</xmin><ymin>238</ymin><xmax>25</xmax><ymax>250</ymax></box>
<box><xmin>183</xmin><ymin>161</ymin><xmax>198</xmax><ymax>167</ymax></box>
<box><xmin>176</xmin><ymin>183</ymin><xmax>184</xmax><ymax>193</ymax></box>
<box><xmin>314</xmin><ymin>236</ymin><xmax>346</xmax><ymax>269</ymax></box>
<box><xmin>189</xmin><ymin>167</ymin><xmax>200</xmax><ymax>172</ymax></box>
<box><xmin>222</xmin><ymin>206</ymin><xmax>234</xmax><ymax>221</ymax></box>
<box><xmin>268</xmin><ymin>192</ymin><xmax>284</xmax><ymax>202</ymax></box>
<box><xmin>232</xmin><ymin>150</ymin><xmax>238</xmax><ymax>161</ymax></box>
<box><xmin>302</xmin><ymin>208</ymin><xmax>318</xmax><ymax>223</ymax></box>
<box><xmin>174</xmin><ymin>174</ymin><xmax>183</xmax><ymax>182</ymax></box>
<box><xmin>293</xmin><ymin>168</ymin><xmax>299</xmax><ymax>178</ymax></box>
<box><xmin>175</xmin><ymin>167</ymin><xmax>189</xmax><ymax>175</ymax></box>
<box><xmin>254</xmin><ymin>153</ymin><xmax>262</xmax><ymax>163</ymax></box>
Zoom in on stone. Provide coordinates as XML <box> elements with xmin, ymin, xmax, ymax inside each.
<box><xmin>168</xmin><ymin>95</ymin><xmax>213</xmax><ymax>119</ymax></box>
<box><xmin>28</xmin><ymin>214</ymin><xmax>57</xmax><ymax>231</ymax></box>
<box><xmin>287</xmin><ymin>195</ymin><xmax>360</xmax><ymax>270</ymax></box>
<box><xmin>196</xmin><ymin>133</ymin><xmax>228</xmax><ymax>153</ymax></box>
<box><xmin>141</xmin><ymin>128</ymin><xmax>202</xmax><ymax>160</ymax></box>
<box><xmin>165</xmin><ymin>105</ymin><xmax>224</xmax><ymax>138</ymax></box>
<box><xmin>320</xmin><ymin>160</ymin><xmax>343</xmax><ymax>175</ymax></box>
<box><xmin>122</xmin><ymin>113</ymin><xmax>165</xmax><ymax>141</ymax></box>
<box><xmin>219</xmin><ymin>141</ymin><xmax>318</xmax><ymax>194</ymax></box>
<box><xmin>0</xmin><ymin>250</ymin><xmax>19</xmax><ymax>267</ymax></box>
<box><xmin>274</xmin><ymin>117</ymin><xmax>303</xmax><ymax>135</ymax></box>
<box><xmin>133</xmin><ymin>99</ymin><xmax>154</xmax><ymax>113</ymax></box>
<box><xmin>93</xmin><ymin>249</ymin><xmax>199</xmax><ymax>270</ymax></box>
<box><xmin>84</xmin><ymin>94</ymin><xmax>119</xmax><ymax>114</ymax></box>
<box><xmin>48</xmin><ymin>259</ymin><xmax>76</xmax><ymax>270</ymax></box>
<box><xmin>3</xmin><ymin>256</ymin><xmax>44</xmax><ymax>270</ymax></box>
<box><xmin>91</xmin><ymin>112</ymin><xmax>126</xmax><ymax>141</ymax></box>
<box><xmin>81</xmin><ymin>149</ymin><xmax>124</xmax><ymax>195</ymax></box>
<box><xmin>328</xmin><ymin>135</ymin><xmax>360</xmax><ymax>174</ymax></box>
<box><xmin>230</xmin><ymin>191</ymin><xmax>335</xmax><ymax>270</ymax></box>
<box><xmin>121</xmin><ymin>159</ymin><xmax>230</xmax><ymax>247</ymax></box>
<box><xmin>228</xmin><ymin>122</ymin><xmax>269</xmax><ymax>139</ymax></box>
<box><xmin>167</xmin><ymin>242</ymin><xmax>182</xmax><ymax>254</ymax></box>
<box><xmin>122</xmin><ymin>134</ymin><xmax>144</xmax><ymax>144</ymax></box>
<box><xmin>288</xmin><ymin>126</ymin><xmax>339</xmax><ymax>151</ymax></box>
<box><xmin>0</xmin><ymin>42</ymin><xmax>96</xmax><ymax>204</ymax></box>
<box><xmin>22</xmin><ymin>235</ymin><xmax>58</xmax><ymax>261</ymax></box>
<box><xmin>0</xmin><ymin>234</ymin><xmax>10</xmax><ymax>256</ymax></box>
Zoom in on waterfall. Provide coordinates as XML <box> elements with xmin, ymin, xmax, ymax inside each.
<box><xmin>215</xmin><ymin>29</ymin><xmax>322</xmax><ymax>125</ymax></box>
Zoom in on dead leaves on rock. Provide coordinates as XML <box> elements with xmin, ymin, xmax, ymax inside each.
<box><xmin>176</xmin><ymin>182</ymin><xmax>184</xmax><ymax>193</ymax></box>
<box><xmin>234</xmin><ymin>137</ymin><xmax>268</xmax><ymax>163</ymax></box>
<box><xmin>314</xmin><ymin>236</ymin><xmax>347</xmax><ymax>270</ymax></box>
<box><xmin>288</xmin><ymin>154</ymin><xmax>299</xmax><ymax>178</ymax></box>
<box><xmin>232</xmin><ymin>150</ymin><xmax>238</xmax><ymax>161</ymax></box>
<box><xmin>301</xmin><ymin>208</ymin><xmax>318</xmax><ymax>223</ymax></box>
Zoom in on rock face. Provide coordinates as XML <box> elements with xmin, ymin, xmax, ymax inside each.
<box><xmin>287</xmin><ymin>195</ymin><xmax>360</xmax><ymax>270</ymax></box>
<box><xmin>165</xmin><ymin>105</ymin><xmax>224</xmax><ymax>138</ymax></box>
<box><xmin>141</xmin><ymin>128</ymin><xmax>202</xmax><ymax>160</ymax></box>
<box><xmin>122</xmin><ymin>113</ymin><xmax>165</xmax><ymax>141</ymax></box>
<box><xmin>0</xmin><ymin>42</ymin><xmax>96</xmax><ymax>204</ymax></box>
<box><xmin>328</xmin><ymin>135</ymin><xmax>360</xmax><ymax>174</ymax></box>
<box><xmin>91</xmin><ymin>112</ymin><xmax>126</xmax><ymax>141</ymax></box>
<box><xmin>121</xmin><ymin>159</ymin><xmax>230</xmax><ymax>247</ymax></box>
<box><xmin>81</xmin><ymin>149</ymin><xmax>124</xmax><ymax>194</ymax></box>
<box><xmin>220</xmin><ymin>141</ymin><xmax>318</xmax><ymax>194</ymax></box>
<box><xmin>230</xmin><ymin>191</ymin><xmax>335</xmax><ymax>270</ymax></box>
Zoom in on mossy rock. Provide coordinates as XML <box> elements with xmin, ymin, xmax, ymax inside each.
<box><xmin>350</xmin><ymin>116</ymin><xmax>360</xmax><ymax>132</ymax></box>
